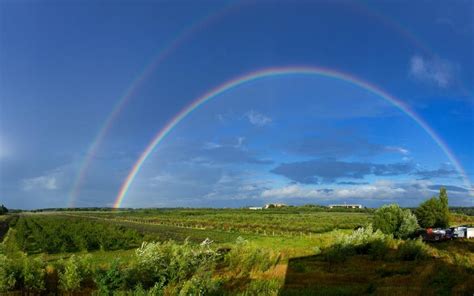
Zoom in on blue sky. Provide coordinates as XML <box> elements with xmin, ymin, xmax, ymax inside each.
<box><xmin>0</xmin><ymin>0</ymin><xmax>472</xmax><ymax>209</ymax></box>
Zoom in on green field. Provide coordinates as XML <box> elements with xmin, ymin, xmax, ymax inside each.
<box><xmin>0</xmin><ymin>208</ymin><xmax>473</xmax><ymax>295</ymax></box>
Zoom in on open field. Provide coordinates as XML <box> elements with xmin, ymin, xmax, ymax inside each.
<box><xmin>0</xmin><ymin>209</ymin><xmax>473</xmax><ymax>295</ymax></box>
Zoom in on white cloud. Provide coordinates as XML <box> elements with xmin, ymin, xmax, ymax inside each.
<box><xmin>203</xmin><ymin>142</ymin><xmax>223</xmax><ymax>150</ymax></box>
<box><xmin>245</xmin><ymin>110</ymin><xmax>272</xmax><ymax>127</ymax></box>
<box><xmin>409</xmin><ymin>55</ymin><xmax>457</xmax><ymax>88</ymax></box>
<box><xmin>385</xmin><ymin>146</ymin><xmax>409</xmax><ymax>155</ymax></box>
<box><xmin>261</xmin><ymin>180</ymin><xmax>439</xmax><ymax>200</ymax></box>
<box><xmin>22</xmin><ymin>175</ymin><xmax>58</xmax><ymax>191</ymax></box>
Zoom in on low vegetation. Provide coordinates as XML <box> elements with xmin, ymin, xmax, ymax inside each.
<box><xmin>12</xmin><ymin>215</ymin><xmax>144</xmax><ymax>253</ymax></box>
<box><xmin>373</xmin><ymin>204</ymin><xmax>419</xmax><ymax>238</ymax></box>
<box><xmin>0</xmin><ymin>188</ymin><xmax>472</xmax><ymax>294</ymax></box>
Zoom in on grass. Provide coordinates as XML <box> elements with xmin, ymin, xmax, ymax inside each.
<box><xmin>2</xmin><ymin>210</ymin><xmax>474</xmax><ymax>295</ymax></box>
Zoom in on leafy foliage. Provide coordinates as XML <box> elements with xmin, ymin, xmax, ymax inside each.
<box><xmin>373</xmin><ymin>204</ymin><xmax>419</xmax><ymax>238</ymax></box>
<box><xmin>0</xmin><ymin>255</ymin><xmax>18</xmax><ymax>291</ymax></box>
<box><xmin>397</xmin><ymin>238</ymin><xmax>430</xmax><ymax>261</ymax></box>
<box><xmin>58</xmin><ymin>255</ymin><xmax>92</xmax><ymax>292</ymax></box>
<box><xmin>415</xmin><ymin>187</ymin><xmax>450</xmax><ymax>228</ymax></box>
<box><xmin>21</xmin><ymin>255</ymin><xmax>46</xmax><ymax>292</ymax></box>
<box><xmin>323</xmin><ymin>224</ymin><xmax>393</xmax><ymax>262</ymax></box>
<box><xmin>13</xmin><ymin>215</ymin><xmax>143</xmax><ymax>253</ymax></box>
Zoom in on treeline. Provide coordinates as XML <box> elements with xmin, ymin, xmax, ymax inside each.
<box><xmin>0</xmin><ymin>204</ymin><xmax>8</xmax><ymax>215</ymax></box>
<box><xmin>450</xmin><ymin>207</ymin><xmax>474</xmax><ymax>217</ymax></box>
<box><xmin>12</xmin><ymin>216</ymin><xmax>143</xmax><ymax>253</ymax></box>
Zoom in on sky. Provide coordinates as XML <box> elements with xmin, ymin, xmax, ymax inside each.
<box><xmin>0</xmin><ymin>0</ymin><xmax>473</xmax><ymax>209</ymax></box>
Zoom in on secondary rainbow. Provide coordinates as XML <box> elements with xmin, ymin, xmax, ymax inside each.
<box><xmin>68</xmin><ymin>2</ymin><xmax>442</xmax><ymax>207</ymax></box>
<box><xmin>113</xmin><ymin>66</ymin><xmax>471</xmax><ymax>208</ymax></box>
<box><xmin>67</xmin><ymin>1</ymin><xmax>241</xmax><ymax>207</ymax></box>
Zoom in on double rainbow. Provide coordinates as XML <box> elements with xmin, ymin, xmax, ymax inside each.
<box><xmin>113</xmin><ymin>66</ymin><xmax>471</xmax><ymax>208</ymax></box>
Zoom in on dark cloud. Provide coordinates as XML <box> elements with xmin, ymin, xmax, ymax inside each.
<box><xmin>337</xmin><ymin>181</ymin><xmax>370</xmax><ymax>185</ymax></box>
<box><xmin>198</xmin><ymin>146</ymin><xmax>273</xmax><ymax>165</ymax></box>
<box><xmin>271</xmin><ymin>158</ymin><xmax>414</xmax><ymax>183</ymax></box>
<box><xmin>291</xmin><ymin>134</ymin><xmax>408</xmax><ymax>158</ymax></box>
<box><xmin>427</xmin><ymin>184</ymin><xmax>469</xmax><ymax>193</ymax></box>
<box><xmin>414</xmin><ymin>167</ymin><xmax>457</xmax><ymax>179</ymax></box>
<box><xmin>153</xmin><ymin>139</ymin><xmax>272</xmax><ymax>166</ymax></box>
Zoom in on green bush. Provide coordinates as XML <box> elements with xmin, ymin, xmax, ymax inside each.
<box><xmin>323</xmin><ymin>225</ymin><xmax>393</xmax><ymax>262</ymax></box>
<box><xmin>0</xmin><ymin>255</ymin><xmax>18</xmax><ymax>291</ymax></box>
<box><xmin>415</xmin><ymin>187</ymin><xmax>450</xmax><ymax>228</ymax></box>
<box><xmin>178</xmin><ymin>271</ymin><xmax>222</xmax><ymax>296</ymax></box>
<box><xmin>58</xmin><ymin>255</ymin><xmax>92</xmax><ymax>292</ymax></box>
<box><xmin>21</xmin><ymin>256</ymin><xmax>46</xmax><ymax>291</ymax></box>
<box><xmin>124</xmin><ymin>239</ymin><xmax>220</xmax><ymax>291</ymax></box>
<box><xmin>94</xmin><ymin>259</ymin><xmax>125</xmax><ymax>294</ymax></box>
<box><xmin>373</xmin><ymin>204</ymin><xmax>419</xmax><ymax>238</ymax></box>
<box><xmin>397</xmin><ymin>238</ymin><xmax>430</xmax><ymax>261</ymax></box>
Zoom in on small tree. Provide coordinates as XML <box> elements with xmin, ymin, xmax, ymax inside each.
<box><xmin>0</xmin><ymin>205</ymin><xmax>8</xmax><ymax>215</ymax></box>
<box><xmin>415</xmin><ymin>187</ymin><xmax>450</xmax><ymax>228</ymax></box>
<box><xmin>373</xmin><ymin>204</ymin><xmax>419</xmax><ymax>239</ymax></box>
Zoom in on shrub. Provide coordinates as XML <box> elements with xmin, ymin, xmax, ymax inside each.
<box><xmin>21</xmin><ymin>256</ymin><xmax>46</xmax><ymax>291</ymax></box>
<box><xmin>178</xmin><ymin>271</ymin><xmax>222</xmax><ymax>296</ymax></box>
<box><xmin>58</xmin><ymin>255</ymin><xmax>93</xmax><ymax>292</ymax></box>
<box><xmin>0</xmin><ymin>255</ymin><xmax>17</xmax><ymax>291</ymax></box>
<box><xmin>415</xmin><ymin>187</ymin><xmax>450</xmax><ymax>228</ymax></box>
<box><xmin>373</xmin><ymin>204</ymin><xmax>419</xmax><ymax>239</ymax></box>
<box><xmin>397</xmin><ymin>238</ymin><xmax>430</xmax><ymax>261</ymax></box>
<box><xmin>323</xmin><ymin>242</ymin><xmax>354</xmax><ymax>263</ymax></box>
<box><xmin>125</xmin><ymin>239</ymin><xmax>220</xmax><ymax>291</ymax></box>
<box><xmin>94</xmin><ymin>259</ymin><xmax>125</xmax><ymax>294</ymax></box>
<box><xmin>323</xmin><ymin>224</ymin><xmax>393</xmax><ymax>262</ymax></box>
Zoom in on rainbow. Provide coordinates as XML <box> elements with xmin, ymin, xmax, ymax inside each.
<box><xmin>113</xmin><ymin>66</ymin><xmax>471</xmax><ymax>208</ymax></box>
<box><xmin>69</xmin><ymin>3</ymin><xmax>440</xmax><ymax>207</ymax></box>
<box><xmin>67</xmin><ymin>1</ymin><xmax>241</xmax><ymax>207</ymax></box>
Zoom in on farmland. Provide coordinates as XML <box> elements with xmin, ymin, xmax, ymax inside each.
<box><xmin>0</xmin><ymin>208</ymin><xmax>473</xmax><ymax>295</ymax></box>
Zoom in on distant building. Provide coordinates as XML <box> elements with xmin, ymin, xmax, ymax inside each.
<box><xmin>264</xmin><ymin>203</ymin><xmax>287</xmax><ymax>209</ymax></box>
<box><xmin>328</xmin><ymin>203</ymin><xmax>362</xmax><ymax>209</ymax></box>
<box><xmin>248</xmin><ymin>206</ymin><xmax>263</xmax><ymax>210</ymax></box>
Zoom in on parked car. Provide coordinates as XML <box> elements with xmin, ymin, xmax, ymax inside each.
<box><xmin>451</xmin><ymin>226</ymin><xmax>467</xmax><ymax>238</ymax></box>
<box><xmin>423</xmin><ymin>228</ymin><xmax>453</xmax><ymax>242</ymax></box>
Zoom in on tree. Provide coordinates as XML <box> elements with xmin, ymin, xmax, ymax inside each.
<box><xmin>0</xmin><ymin>205</ymin><xmax>7</xmax><ymax>215</ymax></box>
<box><xmin>415</xmin><ymin>187</ymin><xmax>450</xmax><ymax>228</ymax></box>
<box><xmin>372</xmin><ymin>204</ymin><xmax>419</xmax><ymax>239</ymax></box>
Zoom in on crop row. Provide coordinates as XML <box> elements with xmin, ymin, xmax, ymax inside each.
<box><xmin>76</xmin><ymin>210</ymin><xmax>371</xmax><ymax>236</ymax></box>
<box><xmin>12</xmin><ymin>215</ymin><xmax>143</xmax><ymax>254</ymax></box>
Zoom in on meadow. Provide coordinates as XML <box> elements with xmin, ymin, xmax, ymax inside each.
<box><xmin>0</xmin><ymin>207</ymin><xmax>473</xmax><ymax>295</ymax></box>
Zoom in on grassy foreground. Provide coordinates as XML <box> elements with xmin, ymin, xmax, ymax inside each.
<box><xmin>0</xmin><ymin>209</ymin><xmax>473</xmax><ymax>295</ymax></box>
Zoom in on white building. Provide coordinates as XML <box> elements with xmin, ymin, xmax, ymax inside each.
<box><xmin>248</xmin><ymin>206</ymin><xmax>263</xmax><ymax>210</ymax></box>
<box><xmin>328</xmin><ymin>204</ymin><xmax>362</xmax><ymax>209</ymax></box>
<box><xmin>264</xmin><ymin>203</ymin><xmax>287</xmax><ymax>209</ymax></box>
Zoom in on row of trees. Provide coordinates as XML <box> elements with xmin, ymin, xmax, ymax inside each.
<box><xmin>373</xmin><ymin>187</ymin><xmax>452</xmax><ymax>239</ymax></box>
<box><xmin>0</xmin><ymin>205</ymin><xmax>8</xmax><ymax>215</ymax></box>
<box><xmin>14</xmin><ymin>216</ymin><xmax>144</xmax><ymax>253</ymax></box>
